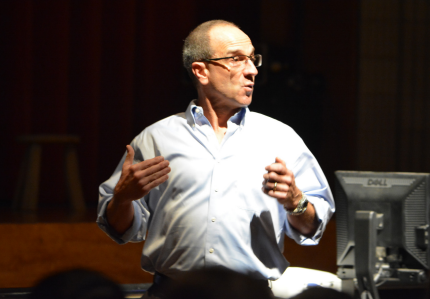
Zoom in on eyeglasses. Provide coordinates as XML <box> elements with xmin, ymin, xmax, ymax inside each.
<box><xmin>203</xmin><ymin>54</ymin><xmax>262</xmax><ymax>68</ymax></box>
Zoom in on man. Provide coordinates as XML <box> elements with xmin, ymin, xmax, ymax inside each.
<box><xmin>97</xmin><ymin>20</ymin><xmax>335</xmax><ymax>296</ymax></box>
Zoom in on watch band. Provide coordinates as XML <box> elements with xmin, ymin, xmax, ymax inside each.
<box><xmin>285</xmin><ymin>192</ymin><xmax>308</xmax><ymax>216</ymax></box>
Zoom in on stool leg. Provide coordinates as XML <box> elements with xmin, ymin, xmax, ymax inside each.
<box><xmin>64</xmin><ymin>145</ymin><xmax>86</xmax><ymax>212</ymax></box>
<box><xmin>20</xmin><ymin>143</ymin><xmax>42</xmax><ymax>211</ymax></box>
<box><xmin>13</xmin><ymin>146</ymin><xmax>31</xmax><ymax>210</ymax></box>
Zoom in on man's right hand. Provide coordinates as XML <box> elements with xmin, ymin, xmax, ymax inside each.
<box><xmin>106</xmin><ymin>145</ymin><xmax>170</xmax><ymax>234</ymax></box>
<box><xmin>113</xmin><ymin>145</ymin><xmax>171</xmax><ymax>203</ymax></box>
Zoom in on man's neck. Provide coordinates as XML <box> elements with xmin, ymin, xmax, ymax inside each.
<box><xmin>195</xmin><ymin>97</ymin><xmax>241</xmax><ymax>143</ymax></box>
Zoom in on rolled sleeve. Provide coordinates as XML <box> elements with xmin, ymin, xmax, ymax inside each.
<box><xmin>284</xmin><ymin>147</ymin><xmax>335</xmax><ymax>245</ymax></box>
<box><xmin>284</xmin><ymin>194</ymin><xmax>334</xmax><ymax>245</ymax></box>
<box><xmin>96</xmin><ymin>199</ymin><xmax>147</xmax><ymax>244</ymax></box>
<box><xmin>96</xmin><ymin>141</ymin><xmax>152</xmax><ymax>244</ymax></box>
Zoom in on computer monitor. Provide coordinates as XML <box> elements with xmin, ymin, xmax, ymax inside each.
<box><xmin>335</xmin><ymin>171</ymin><xmax>430</xmax><ymax>299</ymax></box>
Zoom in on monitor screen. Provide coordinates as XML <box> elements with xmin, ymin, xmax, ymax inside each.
<box><xmin>335</xmin><ymin>171</ymin><xmax>430</xmax><ymax>290</ymax></box>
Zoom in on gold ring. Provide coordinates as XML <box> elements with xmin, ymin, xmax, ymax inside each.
<box><xmin>273</xmin><ymin>182</ymin><xmax>277</xmax><ymax>192</ymax></box>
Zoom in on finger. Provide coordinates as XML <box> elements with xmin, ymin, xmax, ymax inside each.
<box><xmin>139</xmin><ymin>169</ymin><xmax>170</xmax><ymax>193</ymax></box>
<box><xmin>265</xmin><ymin>162</ymin><xmax>287</xmax><ymax>175</ymax></box>
<box><xmin>133</xmin><ymin>156</ymin><xmax>166</xmax><ymax>171</ymax></box>
<box><xmin>268</xmin><ymin>189</ymin><xmax>289</xmax><ymax>200</ymax></box>
<box><xmin>274</xmin><ymin>157</ymin><xmax>295</xmax><ymax>179</ymax></box>
<box><xmin>142</xmin><ymin>174</ymin><xmax>170</xmax><ymax>194</ymax></box>
<box><xmin>138</xmin><ymin>165</ymin><xmax>171</xmax><ymax>186</ymax></box>
<box><xmin>135</xmin><ymin>160</ymin><xmax>170</xmax><ymax>179</ymax></box>
<box><xmin>261</xmin><ymin>186</ymin><xmax>288</xmax><ymax>200</ymax></box>
<box><xmin>263</xmin><ymin>180</ymin><xmax>289</xmax><ymax>191</ymax></box>
<box><xmin>122</xmin><ymin>145</ymin><xmax>135</xmax><ymax>171</ymax></box>
<box><xmin>263</xmin><ymin>182</ymin><xmax>292</xmax><ymax>196</ymax></box>
<box><xmin>263</xmin><ymin>172</ymin><xmax>290</xmax><ymax>184</ymax></box>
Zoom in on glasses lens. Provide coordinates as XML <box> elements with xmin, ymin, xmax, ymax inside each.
<box><xmin>253</xmin><ymin>54</ymin><xmax>262</xmax><ymax>67</ymax></box>
<box><xmin>233</xmin><ymin>56</ymin><xmax>246</xmax><ymax>67</ymax></box>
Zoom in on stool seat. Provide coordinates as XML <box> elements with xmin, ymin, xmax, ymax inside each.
<box><xmin>17</xmin><ymin>135</ymin><xmax>80</xmax><ymax>144</ymax></box>
<box><xmin>14</xmin><ymin>134</ymin><xmax>86</xmax><ymax>212</ymax></box>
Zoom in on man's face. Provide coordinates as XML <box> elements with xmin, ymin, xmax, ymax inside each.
<box><xmin>204</xmin><ymin>25</ymin><xmax>258</xmax><ymax>109</ymax></box>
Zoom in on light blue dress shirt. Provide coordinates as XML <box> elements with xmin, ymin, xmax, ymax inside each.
<box><xmin>97</xmin><ymin>100</ymin><xmax>335</xmax><ymax>280</ymax></box>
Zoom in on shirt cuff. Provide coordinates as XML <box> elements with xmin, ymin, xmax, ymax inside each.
<box><xmin>285</xmin><ymin>195</ymin><xmax>332</xmax><ymax>245</ymax></box>
<box><xmin>96</xmin><ymin>199</ymin><xmax>144</xmax><ymax>244</ymax></box>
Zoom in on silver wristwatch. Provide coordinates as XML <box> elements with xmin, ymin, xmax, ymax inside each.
<box><xmin>285</xmin><ymin>192</ymin><xmax>308</xmax><ymax>216</ymax></box>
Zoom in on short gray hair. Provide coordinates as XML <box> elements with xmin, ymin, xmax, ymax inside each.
<box><xmin>182</xmin><ymin>20</ymin><xmax>238</xmax><ymax>85</ymax></box>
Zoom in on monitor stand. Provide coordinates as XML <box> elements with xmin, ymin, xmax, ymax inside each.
<box><xmin>355</xmin><ymin>211</ymin><xmax>383</xmax><ymax>299</ymax></box>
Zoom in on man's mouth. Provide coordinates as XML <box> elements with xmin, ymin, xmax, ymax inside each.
<box><xmin>244</xmin><ymin>83</ymin><xmax>254</xmax><ymax>96</ymax></box>
<box><xmin>244</xmin><ymin>83</ymin><xmax>254</xmax><ymax>92</ymax></box>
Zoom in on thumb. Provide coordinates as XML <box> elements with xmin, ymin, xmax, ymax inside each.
<box><xmin>122</xmin><ymin>145</ymin><xmax>135</xmax><ymax>170</ymax></box>
<box><xmin>275</xmin><ymin>156</ymin><xmax>286</xmax><ymax>166</ymax></box>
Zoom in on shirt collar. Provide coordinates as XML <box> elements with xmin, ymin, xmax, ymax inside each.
<box><xmin>185</xmin><ymin>100</ymin><xmax>248</xmax><ymax>129</ymax></box>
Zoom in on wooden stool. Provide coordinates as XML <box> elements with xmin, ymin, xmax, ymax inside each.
<box><xmin>13</xmin><ymin>135</ymin><xmax>86</xmax><ymax>212</ymax></box>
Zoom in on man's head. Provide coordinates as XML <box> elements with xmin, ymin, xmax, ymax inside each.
<box><xmin>183</xmin><ymin>20</ymin><xmax>238</xmax><ymax>84</ymax></box>
<box><xmin>183</xmin><ymin>20</ymin><xmax>259</xmax><ymax>109</ymax></box>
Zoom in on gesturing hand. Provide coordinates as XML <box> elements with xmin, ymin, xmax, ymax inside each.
<box><xmin>113</xmin><ymin>145</ymin><xmax>171</xmax><ymax>204</ymax></box>
<box><xmin>262</xmin><ymin>157</ymin><xmax>302</xmax><ymax>210</ymax></box>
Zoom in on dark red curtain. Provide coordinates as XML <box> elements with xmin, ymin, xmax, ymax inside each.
<box><xmin>0</xmin><ymin>0</ymin><xmax>197</xmax><ymax>207</ymax></box>
<box><xmin>0</xmin><ymin>0</ymin><xmax>361</xmax><ymax>208</ymax></box>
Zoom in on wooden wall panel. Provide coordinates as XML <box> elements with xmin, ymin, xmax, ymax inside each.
<box><xmin>283</xmin><ymin>216</ymin><xmax>337</xmax><ymax>274</ymax></box>
<box><xmin>0</xmin><ymin>222</ymin><xmax>148</xmax><ymax>288</ymax></box>
<box><xmin>0</xmin><ymin>220</ymin><xmax>337</xmax><ymax>288</ymax></box>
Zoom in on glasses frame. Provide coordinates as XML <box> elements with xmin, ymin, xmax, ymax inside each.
<box><xmin>202</xmin><ymin>54</ymin><xmax>262</xmax><ymax>68</ymax></box>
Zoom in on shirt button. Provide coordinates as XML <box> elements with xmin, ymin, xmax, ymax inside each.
<box><xmin>195</xmin><ymin>108</ymin><xmax>200</xmax><ymax>113</ymax></box>
<box><xmin>209</xmin><ymin>248</ymin><xmax>214</xmax><ymax>253</ymax></box>
<box><xmin>211</xmin><ymin>217</ymin><xmax>216</xmax><ymax>222</ymax></box>
<box><xmin>214</xmin><ymin>189</ymin><xmax>218</xmax><ymax>192</ymax></box>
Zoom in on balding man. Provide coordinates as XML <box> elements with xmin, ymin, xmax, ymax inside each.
<box><xmin>97</xmin><ymin>20</ymin><xmax>335</xmax><ymax>298</ymax></box>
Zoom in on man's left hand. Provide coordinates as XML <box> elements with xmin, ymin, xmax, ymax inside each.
<box><xmin>262</xmin><ymin>157</ymin><xmax>302</xmax><ymax>211</ymax></box>
<box><xmin>262</xmin><ymin>157</ymin><xmax>319</xmax><ymax>236</ymax></box>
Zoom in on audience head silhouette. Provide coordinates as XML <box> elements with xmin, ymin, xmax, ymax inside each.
<box><xmin>164</xmin><ymin>268</ymin><xmax>274</xmax><ymax>299</ymax></box>
<box><xmin>290</xmin><ymin>287</ymin><xmax>353</xmax><ymax>299</ymax></box>
<box><xmin>30</xmin><ymin>268</ymin><xmax>124</xmax><ymax>299</ymax></box>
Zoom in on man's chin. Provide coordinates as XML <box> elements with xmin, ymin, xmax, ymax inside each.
<box><xmin>224</xmin><ymin>95</ymin><xmax>252</xmax><ymax>109</ymax></box>
<box><xmin>240</xmin><ymin>95</ymin><xmax>253</xmax><ymax>106</ymax></box>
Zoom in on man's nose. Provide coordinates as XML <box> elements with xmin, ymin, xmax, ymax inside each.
<box><xmin>244</xmin><ymin>59</ymin><xmax>258</xmax><ymax>76</ymax></box>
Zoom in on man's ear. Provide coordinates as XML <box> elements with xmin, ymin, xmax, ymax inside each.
<box><xmin>191</xmin><ymin>62</ymin><xmax>209</xmax><ymax>85</ymax></box>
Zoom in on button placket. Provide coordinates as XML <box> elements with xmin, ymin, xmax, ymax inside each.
<box><xmin>205</xmin><ymin>155</ymin><xmax>220</xmax><ymax>263</ymax></box>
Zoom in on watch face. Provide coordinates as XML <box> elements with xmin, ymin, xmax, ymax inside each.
<box><xmin>302</xmin><ymin>199</ymin><xmax>309</xmax><ymax>208</ymax></box>
<box><xmin>286</xmin><ymin>194</ymin><xmax>308</xmax><ymax>215</ymax></box>
<box><xmin>295</xmin><ymin>197</ymin><xmax>308</xmax><ymax>212</ymax></box>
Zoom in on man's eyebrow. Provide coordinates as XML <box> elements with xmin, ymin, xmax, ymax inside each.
<box><xmin>226</xmin><ymin>47</ymin><xmax>255</xmax><ymax>55</ymax></box>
